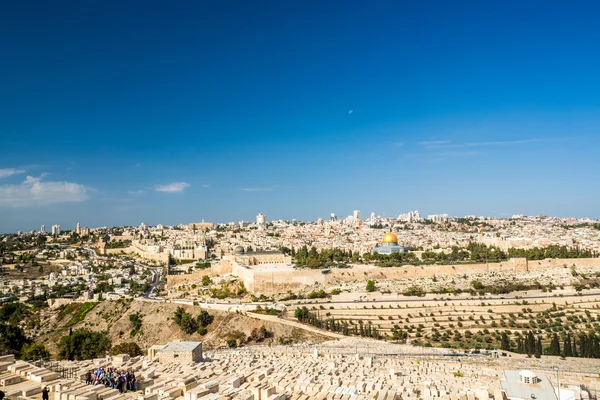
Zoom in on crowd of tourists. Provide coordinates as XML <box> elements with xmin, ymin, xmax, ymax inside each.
<box><xmin>85</xmin><ymin>368</ymin><xmax>137</xmax><ymax>393</ymax></box>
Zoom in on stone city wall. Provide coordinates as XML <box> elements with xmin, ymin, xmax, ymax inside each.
<box><xmin>166</xmin><ymin>269</ymin><xmax>217</xmax><ymax>290</ymax></box>
<box><xmin>326</xmin><ymin>257</ymin><xmax>599</xmax><ymax>283</ymax></box>
<box><xmin>243</xmin><ymin>268</ymin><xmax>325</xmax><ymax>295</ymax></box>
<box><xmin>104</xmin><ymin>246</ymin><xmax>170</xmax><ymax>264</ymax></box>
<box><xmin>168</xmin><ymin>257</ymin><xmax>600</xmax><ymax>294</ymax></box>
<box><xmin>47</xmin><ymin>298</ymin><xmax>76</xmax><ymax>309</ymax></box>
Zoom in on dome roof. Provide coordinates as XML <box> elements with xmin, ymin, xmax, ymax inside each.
<box><xmin>382</xmin><ymin>232</ymin><xmax>398</xmax><ymax>243</ymax></box>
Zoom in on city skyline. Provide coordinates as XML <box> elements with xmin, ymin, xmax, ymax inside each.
<box><xmin>2</xmin><ymin>1</ymin><xmax>600</xmax><ymax>232</ymax></box>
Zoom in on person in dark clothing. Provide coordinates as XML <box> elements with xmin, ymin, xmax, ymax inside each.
<box><xmin>0</xmin><ymin>389</ymin><xmax>5</xmax><ymax>400</ymax></box>
<box><xmin>42</xmin><ymin>387</ymin><xmax>50</xmax><ymax>400</ymax></box>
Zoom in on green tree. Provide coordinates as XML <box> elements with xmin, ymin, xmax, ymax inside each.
<box><xmin>58</xmin><ymin>329</ymin><xmax>111</xmax><ymax>360</ymax></box>
<box><xmin>535</xmin><ymin>336</ymin><xmax>542</xmax><ymax>358</ymax></box>
<box><xmin>366</xmin><ymin>280</ymin><xmax>376</xmax><ymax>292</ymax></box>
<box><xmin>197</xmin><ymin>310</ymin><xmax>214</xmax><ymax>328</ymax></box>
<box><xmin>0</xmin><ymin>323</ymin><xmax>30</xmax><ymax>357</ymax></box>
<box><xmin>202</xmin><ymin>275</ymin><xmax>213</xmax><ymax>286</ymax></box>
<box><xmin>21</xmin><ymin>342</ymin><xmax>51</xmax><ymax>361</ymax></box>
<box><xmin>500</xmin><ymin>332</ymin><xmax>511</xmax><ymax>351</ymax></box>
<box><xmin>549</xmin><ymin>333</ymin><xmax>561</xmax><ymax>356</ymax></box>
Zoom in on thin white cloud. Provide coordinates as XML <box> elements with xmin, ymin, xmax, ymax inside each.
<box><xmin>202</xmin><ymin>184</ymin><xmax>211</xmax><ymax>188</ymax></box>
<box><xmin>424</xmin><ymin>139</ymin><xmax>542</xmax><ymax>149</ymax></box>
<box><xmin>128</xmin><ymin>190</ymin><xmax>145</xmax><ymax>196</ymax></box>
<box><xmin>239</xmin><ymin>188</ymin><xmax>273</xmax><ymax>192</ymax></box>
<box><xmin>155</xmin><ymin>182</ymin><xmax>190</xmax><ymax>193</ymax></box>
<box><xmin>419</xmin><ymin>140</ymin><xmax>451</xmax><ymax>146</ymax></box>
<box><xmin>0</xmin><ymin>175</ymin><xmax>90</xmax><ymax>207</ymax></box>
<box><xmin>101</xmin><ymin>197</ymin><xmax>134</xmax><ymax>202</ymax></box>
<box><xmin>0</xmin><ymin>168</ymin><xmax>26</xmax><ymax>179</ymax></box>
<box><xmin>434</xmin><ymin>151</ymin><xmax>484</xmax><ymax>157</ymax></box>
<box><xmin>348</xmin><ymin>110</ymin><xmax>353</xmax><ymax>115</ymax></box>
<box><xmin>394</xmin><ymin>142</ymin><xmax>405</xmax><ymax>148</ymax></box>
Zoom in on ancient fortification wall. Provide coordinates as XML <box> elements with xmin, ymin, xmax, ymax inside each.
<box><xmin>104</xmin><ymin>246</ymin><xmax>170</xmax><ymax>264</ymax></box>
<box><xmin>326</xmin><ymin>257</ymin><xmax>599</xmax><ymax>283</ymax></box>
<box><xmin>166</xmin><ymin>257</ymin><xmax>599</xmax><ymax>295</ymax></box>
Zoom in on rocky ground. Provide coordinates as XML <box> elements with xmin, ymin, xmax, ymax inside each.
<box><xmin>30</xmin><ymin>299</ymin><xmax>329</xmax><ymax>356</ymax></box>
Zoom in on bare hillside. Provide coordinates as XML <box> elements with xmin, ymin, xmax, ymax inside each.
<box><xmin>32</xmin><ymin>300</ymin><xmax>328</xmax><ymax>356</ymax></box>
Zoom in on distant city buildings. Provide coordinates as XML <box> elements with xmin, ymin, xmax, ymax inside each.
<box><xmin>40</xmin><ymin>225</ymin><xmax>45</xmax><ymax>234</ymax></box>
<box><xmin>76</xmin><ymin>222</ymin><xmax>81</xmax><ymax>235</ymax></box>
<box><xmin>427</xmin><ymin>214</ymin><xmax>449</xmax><ymax>223</ymax></box>
<box><xmin>51</xmin><ymin>224</ymin><xmax>61</xmax><ymax>236</ymax></box>
<box><xmin>398</xmin><ymin>210</ymin><xmax>421</xmax><ymax>222</ymax></box>
<box><xmin>256</xmin><ymin>213</ymin><xmax>267</xmax><ymax>226</ymax></box>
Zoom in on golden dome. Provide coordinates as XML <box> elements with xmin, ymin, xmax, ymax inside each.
<box><xmin>382</xmin><ymin>232</ymin><xmax>398</xmax><ymax>243</ymax></box>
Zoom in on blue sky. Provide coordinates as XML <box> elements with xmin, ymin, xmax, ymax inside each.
<box><xmin>1</xmin><ymin>0</ymin><xmax>600</xmax><ymax>232</ymax></box>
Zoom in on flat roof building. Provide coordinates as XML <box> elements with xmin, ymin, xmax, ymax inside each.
<box><xmin>155</xmin><ymin>341</ymin><xmax>203</xmax><ymax>364</ymax></box>
<box><xmin>501</xmin><ymin>370</ymin><xmax>557</xmax><ymax>400</ymax></box>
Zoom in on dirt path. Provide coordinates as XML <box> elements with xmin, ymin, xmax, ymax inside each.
<box><xmin>246</xmin><ymin>313</ymin><xmax>345</xmax><ymax>339</ymax></box>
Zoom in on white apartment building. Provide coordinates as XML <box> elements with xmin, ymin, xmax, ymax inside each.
<box><xmin>51</xmin><ymin>224</ymin><xmax>61</xmax><ymax>236</ymax></box>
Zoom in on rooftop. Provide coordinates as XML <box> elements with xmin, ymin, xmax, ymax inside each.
<box><xmin>501</xmin><ymin>370</ymin><xmax>557</xmax><ymax>400</ymax></box>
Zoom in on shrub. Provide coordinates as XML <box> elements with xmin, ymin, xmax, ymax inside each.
<box><xmin>21</xmin><ymin>342</ymin><xmax>50</xmax><ymax>361</ymax></box>
<box><xmin>366</xmin><ymin>280</ymin><xmax>376</xmax><ymax>292</ymax></box>
<box><xmin>65</xmin><ymin>302</ymin><xmax>98</xmax><ymax>327</ymax></box>
<box><xmin>129</xmin><ymin>312</ymin><xmax>143</xmax><ymax>336</ymax></box>
<box><xmin>403</xmin><ymin>285</ymin><xmax>426</xmax><ymax>297</ymax></box>
<box><xmin>109</xmin><ymin>342</ymin><xmax>143</xmax><ymax>357</ymax></box>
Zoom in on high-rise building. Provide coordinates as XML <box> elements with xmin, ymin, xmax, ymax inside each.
<box><xmin>51</xmin><ymin>224</ymin><xmax>61</xmax><ymax>236</ymax></box>
<box><xmin>427</xmin><ymin>214</ymin><xmax>449</xmax><ymax>223</ymax></box>
<box><xmin>40</xmin><ymin>225</ymin><xmax>45</xmax><ymax>233</ymax></box>
<box><xmin>256</xmin><ymin>213</ymin><xmax>267</xmax><ymax>226</ymax></box>
<box><xmin>76</xmin><ymin>222</ymin><xmax>81</xmax><ymax>235</ymax></box>
<box><xmin>330</xmin><ymin>213</ymin><xmax>336</xmax><ymax>221</ymax></box>
<box><xmin>353</xmin><ymin>210</ymin><xmax>361</xmax><ymax>220</ymax></box>
<box><xmin>398</xmin><ymin>210</ymin><xmax>421</xmax><ymax>222</ymax></box>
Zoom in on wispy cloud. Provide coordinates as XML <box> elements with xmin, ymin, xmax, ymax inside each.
<box><xmin>101</xmin><ymin>197</ymin><xmax>134</xmax><ymax>202</ymax></box>
<box><xmin>419</xmin><ymin>140</ymin><xmax>451</xmax><ymax>146</ymax></box>
<box><xmin>423</xmin><ymin>139</ymin><xmax>542</xmax><ymax>149</ymax></box>
<box><xmin>202</xmin><ymin>184</ymin><xmax>211</xmax><ymax>188</ymax></box>
<box><xmin>433</xmin><ymin>151</ymin><xmax>484</xmax><ymax>157</ymax></box>
<box><xmin>155</xmin><ymin>182</ymin><xmax>190</xmax><ymax>193</ymax></box>
<box><xmin>0</xmin><ymin>168</ymin><xmax>26</xmax><ymax>179</ymax></box>
<box><xmin>128</xmin><ymin>190</ymin><xmax>145</xmax><ymax>196</ymax></box>
<box><xmin>394</xmin><ymin>142</ymin><xmax>405</xmax><ymax>148</ymax></box>
<box><xmin>239</xmin><ymin>188</ymin><xmax>273</xmax><ymax>192</ymax></box>
<box><xmin>0</xmin><ymin>175</ymin><xmax>90</xmax><ymax>207</ymax></box>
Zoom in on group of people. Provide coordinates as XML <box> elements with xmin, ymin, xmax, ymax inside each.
<box><xmin>85</xmin><ymin>367</ymin><xmax>137</xmax><ymax>393</ymax></box>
